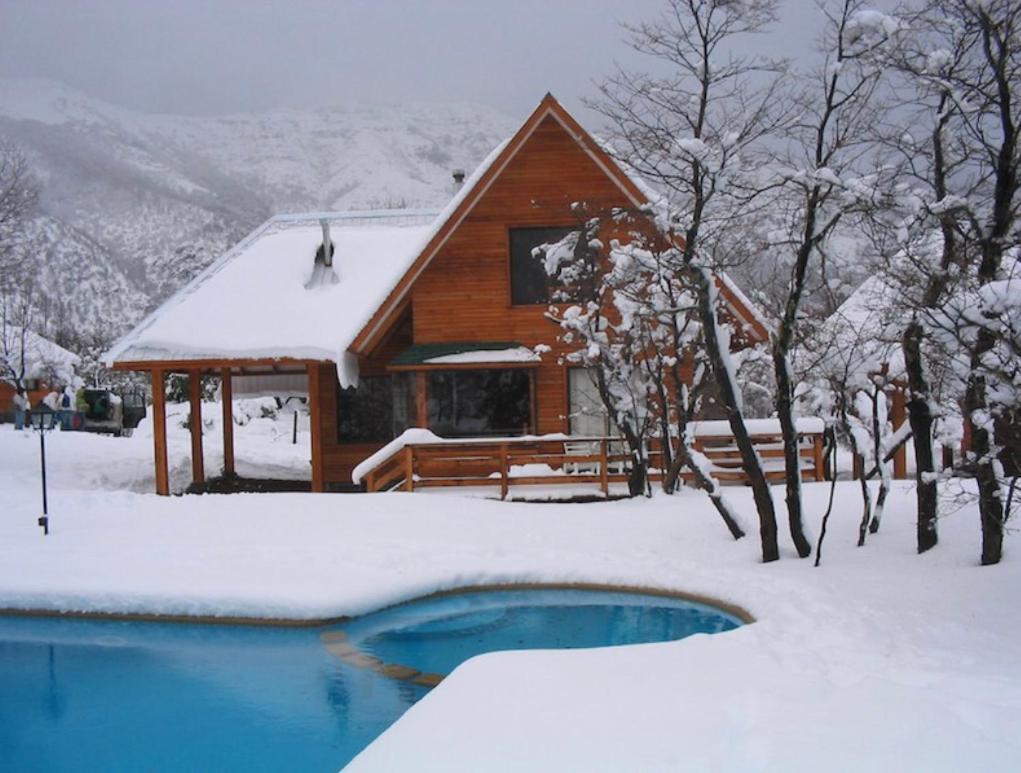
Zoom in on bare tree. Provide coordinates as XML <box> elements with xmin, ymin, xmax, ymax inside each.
<box><xmin>878</xmin><ymin>0</ymin><xmax>1020</xmax><ymax>564</ymax></box>
<box><xmin>592</xmin><ymin>0</ymin><xmax>788</xmax><ymax>561</ymax></box>
<box><xmin>0</xmin><ymin>140</ymin><xmax>38</xmax><ymax>278</ymax></box>
<box><xmin>767</xmin><ymin>0</ymin><xmax>895</xmax><ymax>558</ymax></box>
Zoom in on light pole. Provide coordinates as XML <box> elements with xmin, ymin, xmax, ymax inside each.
<box><xmin>30</xmin><ymin>404</ymin><xmax>58</xmax><ymax>535</ymax></box>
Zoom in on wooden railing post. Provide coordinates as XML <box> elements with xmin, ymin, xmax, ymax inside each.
<box><xmin>188</xmin><ymin>369</ymin><xmax>204</xmax><ymax>487</ymax></box>
<box><xmin>151</xmin><ymin>368</ymin><xmax>169</xmax><ymax>496</ymax></box>
<box><xmin>813</xmin><ymin>433</ymin><xmax>824</xmax><ymax>481</ymax></box>
<box><xmin>600</xmin><ymin>438</ymin><xmax>609</xmax><ymax>496</ymax></box>
<box><xmin>499</xmin><ymin>444</ymin><xmax>509</xmax><ymax>500</ymax></box>
<box><xmin>220</xmin><ymin>367</ymin><xmax>235</xmax><ymax>477</ymax></box>
<box><xmin>403</xmin><ymin>445</ymin><xmax>414</xmax><ymax>492</ymax></box>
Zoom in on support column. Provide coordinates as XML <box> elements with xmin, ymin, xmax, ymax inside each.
<box><xmin>188</xmin><ymin>370</ymin><xmax>204</xmax><ymax>487</ymax></box>
<box><xmin>891</xmin><ymin>385</ymin><xmax>907</xmax><ymax>480</ymax></box>
<box><xmin>220</xmin><ymin>367</ymin><xmax>234</xmax><ymax>477</ymax></box>
<box><xmin>415</xmin><ymin>371</ymin><xmax>428</xmax><ymax>428</ymax></box>
<box><xmin>307</xmin><ymin>363</ymin><xmax>324</xmax><ymax>492</ymax></box>
<box><xmin>151</xmin><ymin>368</ymin><xmax>169</xmax><ymax>496</ymax></box>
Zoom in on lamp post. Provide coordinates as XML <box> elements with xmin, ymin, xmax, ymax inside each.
<box><xmin>30</xmin><ymin>404</ymin><xmax>58</xmax><ymax>535</ymax></box>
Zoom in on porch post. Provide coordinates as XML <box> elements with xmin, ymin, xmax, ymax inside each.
<box><xmin>891</xmin><ymin>385</ymin><xmax>907</xmax><ymax>480</ymax></box>
<box><xmin>415</xmin><ymin>371</ymin><xmax>428</xmax><ymax>428</ymax></box>
<box><xmin>188</xmin><ymin>369</ymin><xmax>204</xmax><ymax>486</ymax></box>
<box><xmin>307</xmin><ymin>363</ymin><xmax>324</xmax><ymax>492</ymax></box>
<box><xmin>151</xmin><ymin>368</ymin><xmax>169</xmax><ymax>496</ymax></box>
<box><xmin>220</xmin><ymin>367</ymin><xmax>234</xmax><ymax>476</ymax></box>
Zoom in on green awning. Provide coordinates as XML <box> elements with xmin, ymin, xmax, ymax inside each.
<box><xmin>390</xmin><ymin>341</ymin><xmax>528</xmax><ymax>367</ymax></box>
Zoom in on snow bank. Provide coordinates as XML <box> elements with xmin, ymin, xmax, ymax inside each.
<box><xmin>0</xmin><ymin>425</ymin><xmax>1018</xmax><ymax>771</ymax></box>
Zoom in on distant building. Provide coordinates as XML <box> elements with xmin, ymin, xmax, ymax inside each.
<box><xmin>0</xmin><ymin>327</ymin><xmax>79</xmax><ymax>420</ymax></box>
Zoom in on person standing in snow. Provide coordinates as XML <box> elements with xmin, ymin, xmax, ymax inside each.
<box><xmin>12</xmin><ymin>388</ymin><xmax>29</xmax><ymax>430</ymax></box>
<box><xmin>59</xmin><ymin>387</ymin><xmax>74</xmax><ymax>430</ymax></box>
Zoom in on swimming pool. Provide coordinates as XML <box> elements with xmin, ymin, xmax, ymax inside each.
<box><xmin>0</xmin><ymin>588</ymin><xmax>742</xmax><ymax>771</ymax></box>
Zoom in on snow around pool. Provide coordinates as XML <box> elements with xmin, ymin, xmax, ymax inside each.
<box><xmin>0</xmin><ymin>417</ymin><xmax>1017</xmax><ymax>771</ymax></box>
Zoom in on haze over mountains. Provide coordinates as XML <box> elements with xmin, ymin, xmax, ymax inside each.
<box><xmin>0</xmin><ymin>77</ymin><xmax>514</xmax><ymax>343</ymax></box>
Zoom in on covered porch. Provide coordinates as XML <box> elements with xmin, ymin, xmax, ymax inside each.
<box><xmin>113</xmin><ymin>358</ymin><xmax>328</xmax><ymax>495</ymax></box>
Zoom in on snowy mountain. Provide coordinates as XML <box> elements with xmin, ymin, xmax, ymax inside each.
<box><xmin>0</xmin><ymin>77</ymin><xmax>514</xmax><ymax>342</ymax></box>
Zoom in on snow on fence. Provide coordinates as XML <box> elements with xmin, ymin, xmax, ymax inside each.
<box><xmin>355</xmin><ymin>422</ymin><xmax>826</xmax><ymax>497</ymax></box>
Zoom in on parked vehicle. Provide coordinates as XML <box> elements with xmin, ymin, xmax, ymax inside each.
<box><xmin>74</xmin><ymin>388</ymin><xmax>147</xmax><ymax>436</ymax></box>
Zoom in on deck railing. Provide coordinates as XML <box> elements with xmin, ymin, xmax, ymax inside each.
<box><xmin>360</xmin><ymin>425</ymin><xmax>825</xmax><ymax>497</ymax></box>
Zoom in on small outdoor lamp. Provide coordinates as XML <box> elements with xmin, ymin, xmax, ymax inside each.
<box><xmin>30</xmin><ymin>404</ymin><xmax>58</xmax><ymax>535</ymax></box>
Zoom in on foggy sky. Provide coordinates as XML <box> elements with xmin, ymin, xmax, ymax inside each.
<box><xmin>0</xmin><ymin>0</ymin><xmax>829</xmax><ymax>121</ymax></box>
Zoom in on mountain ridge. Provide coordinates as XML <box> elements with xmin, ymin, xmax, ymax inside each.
<box><xmin>0</xmin><ymin>77</ymin><xmax>515</xmax><ymax>348</ymax></box>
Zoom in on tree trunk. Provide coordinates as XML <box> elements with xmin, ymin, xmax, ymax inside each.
<box><xmin>966</xmin><ymin>334</ymin><xmax>1005</xmax><ymax>566</ymax></box>
<box><xmin>774</xmin><ymin>349</ymin><xmax>813</xmax><ymax>557</ymax></box>
<box><xmin>814</xmin><ymin>428</ymin><xmax>839</xmax><ymax>567</ymax></box>
<box><xmin>902</xmin><ymin>320</ymin><xmax>939</xmax><ymax>552</ymax></box>
<box><xmin>668</xmin><ymin>443</ymin><xmax>745</xmax><ymax>540</ymax></box>
<box><xmin>696</xmin><ymin>268</ymin><xmax>778</xmax><ymax>562</ymax></box>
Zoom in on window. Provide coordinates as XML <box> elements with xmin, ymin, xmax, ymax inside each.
<box><xmin>509</xmin><ymin>226</ymin><xmax>575</xmax><ymax>305</ymax></box>
<box><xmin>427</xmin><ymin>369</ymin><xmax>531</xmax><ymax>437</ymax></box>
<box><xmin>568</xmin><ymin>368</ymin><xmax>611</xmax><ymax>436</ymax></box>
<box><xmin>337</xmin><ymin>375</ymin><xmax>412</xmax><ymax>444</ymax></box>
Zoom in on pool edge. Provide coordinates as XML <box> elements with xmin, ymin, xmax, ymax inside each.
<box><xmin>0</xmin><ymin>582</ymin><xmax>755</xmax><ymax>628</ymax></box>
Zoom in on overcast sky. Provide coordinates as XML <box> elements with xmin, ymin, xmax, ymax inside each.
<box><xmin>0</xmin><ymin>1</ymin><xmax>832</xmax><ymax>122</ymax></box>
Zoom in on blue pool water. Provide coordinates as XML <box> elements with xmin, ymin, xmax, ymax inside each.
<box><xmin>0</xmin><ymin>589</ymin><xmax>741</xmax><ymax>771</ymax></box>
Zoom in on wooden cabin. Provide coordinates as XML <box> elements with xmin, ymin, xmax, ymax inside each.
<box><xmin>107</xmin><ymin>94</ymin><xmax>780</xmax><ymax>495</ymax></box>
<box><xmin>1</xmin><ymin>328</ymin><xmax>79</xmax><ymax>421</ymax></box>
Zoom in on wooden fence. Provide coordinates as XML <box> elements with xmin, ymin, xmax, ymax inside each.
<box><xmin>361</xmin><ymin>428</ymin><xmax>825</xmax><ymax>498</ymax></box>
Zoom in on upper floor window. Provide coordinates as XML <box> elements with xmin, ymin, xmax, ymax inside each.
<box><xmin>509</xmin><ymin>226</ymin><xmax>575</xmax><ymax>305</ymax></box>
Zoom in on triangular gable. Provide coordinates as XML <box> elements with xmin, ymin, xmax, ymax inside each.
<box><xmin>350</xmin><ymin>93</ymin><xmax>768</xmax><ymax>354</ymax></box>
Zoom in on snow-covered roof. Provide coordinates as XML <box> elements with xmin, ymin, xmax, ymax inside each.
<box><xmin>1</xmin><ymin>326</ymin><xmax>79</xmax><ymax>384</ymax></box>
<box><xmin>813</xmin><ymin>275</ymin><xmax>904</xmax><ymax>382</ymax></box>
<box><xmin>107</xmin><ymin>94</ymin><xmax>770</xmax><ymax>384</ymax></box>
<box><xmin>105</xmin><ymin>209</ymin><xmax>439</xmax><ymax>378</ymax></box>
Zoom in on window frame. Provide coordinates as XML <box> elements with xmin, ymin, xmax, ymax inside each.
<box><xmin>507</xmin><ymin>225</ymin><xmax>578</xmax><ymax>307</ymax></box>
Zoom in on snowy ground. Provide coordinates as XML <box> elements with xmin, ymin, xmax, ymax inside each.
<box><xmin>0</xmin><ymin>412</ymin><xmax>1017</xmax><ymax>771</ymax></box>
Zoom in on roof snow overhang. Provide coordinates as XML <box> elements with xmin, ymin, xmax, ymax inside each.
<box><xmin>349</xmin><ymin>93</ymin><xmax>769</xmax><ymax>355</ymax></box>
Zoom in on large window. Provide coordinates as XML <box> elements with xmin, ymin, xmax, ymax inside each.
<box><xmin>337</xmin><ymin>375</ymin><xmax>412</xmax><ymax>444</ymax></box>
<box><xmin>568</xmin><ymin>368</ymin><xmax>611</xmax><ymax>436</ymax></box>
<box><xmin>509</xmin><ymin>226</ymin><xmax>575</xmax><ymax>305</ymax></box>
<box><xmin>427</xmin><ymin>369</ymin><xmax>531</xmax><ymax>437</ymax></box>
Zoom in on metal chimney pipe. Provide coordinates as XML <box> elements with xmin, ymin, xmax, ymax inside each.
<box><xmin>320</xmin><ymin>219</ymin><xmax>332</xmax><ymax>267</ymax></box>
<box><xmin>452</xmin><ymin>168</ymin><xmax>466</xmax><ymax>189</ymax></box>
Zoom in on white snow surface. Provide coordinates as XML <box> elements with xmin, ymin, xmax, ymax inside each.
<box><xmin>1</xmin><ymin>417</ymin><xmax>1019</xmax><ymax>771</ymax></box>
<box><xmin>691</xmin><ymin>417</ymin><xmax>825</xmax><ymax>436</ymax></box>
<box><xmin>423</xmin><ymin>346</ymin><xmax>540</xmax><ymax>364</ymax></box>
<box><xmin>104</xmin><ymin>211</ymin><xmax>436</xmax><ymax>374</ymax></box>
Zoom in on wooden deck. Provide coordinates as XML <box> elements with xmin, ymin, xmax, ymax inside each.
<box><xmin>361</xmin><ymin>429</ymin><xmax>826</xmax><ymax>497</ymax></box>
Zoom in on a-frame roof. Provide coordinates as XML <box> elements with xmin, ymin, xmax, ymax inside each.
<box><xmin>349</xmin><ymin>93</ymin><xmax>769</xmax><ymax>355</ymax></box>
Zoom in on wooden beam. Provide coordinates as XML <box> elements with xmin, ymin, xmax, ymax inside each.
<box><xmin>415</xmin><ymin>371</ymin><xmax>428</xmax><ymax>428</ymax></box>
<box><xmin>188</xmin><ymin>370</ymin><xmax>204</xmax><ymax>486</ymax></box>
<box><xmin>112</xmin><ymin>356</ymin><xmax>324</xmax><ymax>372</ymax></box>
<box><xmin>307</xmin><ymin>364</ymin><xmax>325</xmax><ymax>492</ymax></box>
<box><xmin>220</xmin><ymin>368</ymin><xmax>234</xmax><ymax>476</ymax></box>
<box><xmin>151</xmin><ymin>368</ymin><xmax>169</xmax><ymax>496</ymax></box>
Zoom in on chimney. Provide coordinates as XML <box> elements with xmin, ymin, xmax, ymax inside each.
<box><xmin>451</xmin><ymin>168</ymin><xmax>466</xmax><ymax>190</ymax></box>
<box><xmin>320</xmin><ymin>219</ymin><xmax>333</xmax><ymax>267</ymax></box>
